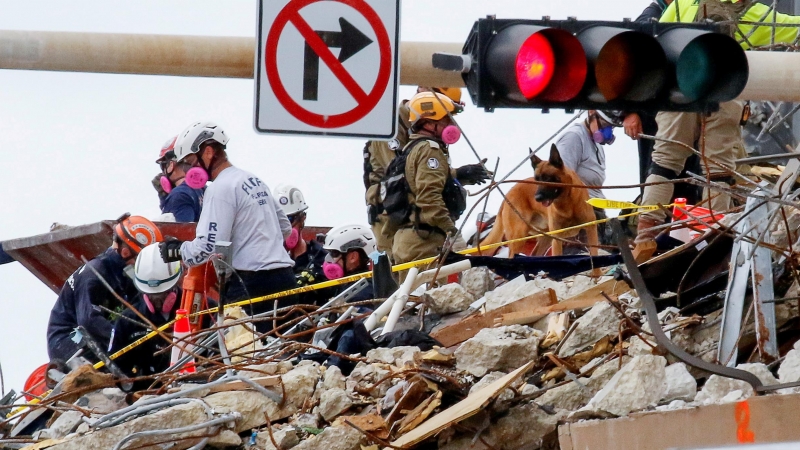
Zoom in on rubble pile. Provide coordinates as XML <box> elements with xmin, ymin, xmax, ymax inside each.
<box><xmin>8</xmin><ymin>265</ymin><xmax>800</xmax><ymax>450</ymax></box>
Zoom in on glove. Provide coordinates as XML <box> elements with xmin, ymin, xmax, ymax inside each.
<box><xmin>456</xmin><ymin>159</ymin><xmax>493</xmax><ymax>186</ymax></box>
<box><xmin>159</xmin><ymin>239</ymin><xmax>184</xmax><ymax>263</ymax></box>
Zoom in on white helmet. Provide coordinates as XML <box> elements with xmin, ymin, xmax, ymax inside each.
<box><xmin>133</xmin><ymin>244</ymin><xmax>182</xmax><ymax>294</ymax></box>
<box><xmin>274</xmin><ymin>184</ymin><xmax>308</xmax><ymax>216</ymax></box>
<box><xmin>174</xmin><ymin>121</ymin><xmax>230</xmax><ymax>162</ymax></box>
<box><xmin>323</xmin><ymin>224</ymin><xmax>377</xmax><ymax>256</ymax></box>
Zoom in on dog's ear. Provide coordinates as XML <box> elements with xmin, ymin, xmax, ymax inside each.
<box><xmin>529</xmin><ymin>148</ymin><xmax>543</xmax><ymax>169</ymax></box>
<box><xmin>549</xmin><ymin>144</ymin><xmax>564</xmax><ymax>169</ymax></box>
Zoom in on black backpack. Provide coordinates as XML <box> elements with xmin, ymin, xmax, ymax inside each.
<box><xmin>380</xmin><ymin>139</ymin><xmax>467</xmax><ymax>227</ymax></box>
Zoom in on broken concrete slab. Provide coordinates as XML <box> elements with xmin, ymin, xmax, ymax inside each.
<box><xmin>662</xmin><ymin>363</ymin><xmax>697</xmax><ymax>403</ymax></box>
<box><xmin>365</xmin><ymin>346</ymin><xmax>420</xmax><ymax>367</ymax></box>
<box><xmin>558</xmin><ymin>301</ymin><xmax>622</xmax><ymax>358</ymax></box>
<box><xmin>778</xmin><ymin>348</ymin><xmax>800</xmax><ymax>383</ymax></box>
<box><xmin>205</xmin><ymin>391</ymin><xmax>279</xmax><ymax>432</ymax></box>
<box><xmin>455</xmin><ymin>325</ymin><xmax>541</xmax><ymax>377</ymax></box>
<box><xmin>256</xmin><ymin>425</ymin><xmax>300</xmax><ymax>450</ymax></box>
<box><xmin>737</xmin><ymin>363</ymin><xmax>779</xmax><ymax>386</ymax></box>
<box><xmin>208</xmin><ymin>429</ymin><xmax>242</xmax><ymax>448</ymax></box>
<box><xmin>421</xmin><ymin>283</ymin><xmax>475</xmax><ymax>315</ymax></box>
<box><xmin>267</xmin><ymin>362</ymin><xmax>320</xmax><ymax>419</ymax></box>
<box><xmin>318</xmin><ymin>388</ymin><xmax>353</xmax><ymax>422</ymax></box>
<box><xmin>537</xmin><ymin>379</ymin><xmax>593</xmax><ymax>411</ymax></box>
<box><xmin>694</xmin><ymin>375</ymin><xmax>755</xmax><ymax>405</ymax></box>
<box><xmin>584</xmin><ymin>355</ymin><xmax>667</xmax><ymax>416</ymax></box>
<box><xmin>323</xmin><ymin>365</ymin><xmax>346</xmax><ymax>391</ymax></box>
<box><xmin>76</xmin><ymin>387</ymin><xmax>127</xmax><ymax>415</ymax></box>
<box><xmin>460</xmin><ymin>267</ymin><xmax>495</xmax><ymax>300</ymax></box>
<box><xmin>292</xmin><ymin>424</ymin><xmax>365</xmax><ymax>450</ymax></box>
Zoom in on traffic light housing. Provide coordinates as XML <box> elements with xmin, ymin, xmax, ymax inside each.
<box><xmin>435</xmin><ymin>18</ymin><xmax>748</xmax><ymax>112</ymax></box>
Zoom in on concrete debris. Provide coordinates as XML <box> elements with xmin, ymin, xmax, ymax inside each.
<box><xmin>291</xmin><ymin>413</ymin><xmax>321</xmax><ymax>430</ymax></box>
<box><xmin>318</xmin><ymin>388</ymin><xmax>353</xmax><ymax>422</ymax></box>
<box><xmin>37</xmin><ymin>411</ymin><xmax>83</xmax><ymax>440</ymax></box>
<box><xmin>459</xmin><ymin>266</ymin><xmax>495</xmax><ymax>300</ymax></box>
<box><xmin>76</xmin><ymin>387</ymin><xmax>127</xmax><ymax>415</ymax></box>
<box><xmin>469</xmin><ymin>371</ymin><xmax>515</xmax><ymax>403</ymax></box>
<box><xmin>366</xmin><ymin>346</ymin><xmax>421</xmax><ymax>367</ymax></box>
<box><xmin>558</xmin><ymin>301</ymin><xmax>622</xmax><ymax>358</ymax></box>
<box><xmin>256</xmin><ymin>425</ymin><xmax>300</xmax><ymax>450</ymax></box>
<box><xmin>778</xmin><ymin>347</ymin><xmax>800</xmax><ymax>383</ymax></box>
<box><xmin>737</xmin><ymin>363</ymin><xmax>779</xmax><ymax>386</ymax></box>
<box><xmin>270</xmin><ymin>362</ymin><xmax>320</xmax><ymax>419</ymax></box>
<box><xmin>323</xmin><ymin>365</ymin><xmax>347</xmax><ymax>391</ymax></box>
<box><xmin>694</xmin><ymin>375</ymin><xmax>755</xmax><ymax>405</ymax></box>
<box><xmin>583</xmin><ymin>355</ymin><xmax>667</xmax><ymax>416</ymax></box>
<box><xmin>537</xmin><ymin>379</ymin><xmax>594</xmax><ymax>411</ymax></box>
<box><xmin>455</xmin><ymin>325</ymin><xmax>541</xmax><ymax>377</ymax></box>
<box><xmin>421</xmin><ymin>283</ymin><xmax>475</xmax><ymax>315</ymax></box>
<box><xmin>661</xmin><ymin>363</ymin><xmax>697</xmax><ymax>403</ymax></box>
<box><xmin>347</xmin><ymin>363</ymin><xmax>391</xmax><ymax>397</ymax></box>
<box><xmin>292</xmin><ymin>424</ymin><xmax>365</xmax><ymax>450</ymax></box>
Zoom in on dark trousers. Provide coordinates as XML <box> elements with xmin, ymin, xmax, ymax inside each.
<box><xmin>224</xmin><ymin>267</ymin><xmax>298</xmax><ymax>334</ymax></box>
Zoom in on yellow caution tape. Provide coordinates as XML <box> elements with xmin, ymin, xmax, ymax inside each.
<box><xmin>587</xmin><ymin>198</ymin><xmax>663</xmax><ymax>211</ymax></box>
<box><xmin>5</xmin><ymin>390</ymin><xmax>52</xmax><ymax>419</ymax></box>
<box><xmin>94</xmin><ymin>207</ymin><xmax>650</xmax><ymax>370</ymax></box>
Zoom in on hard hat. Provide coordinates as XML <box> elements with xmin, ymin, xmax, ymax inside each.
<box><xmin>274</xmin><ymin>184</ymin><xmax>309</xmax><ymax>216</ymax></box>
<box><xmin>595</xmin><ymin>110</ymin><xmax>625</xmax><ymax>127</ymax></box>
<box><xmin>434</xmin><ymin>87</ymin><xmax>463</xmax><ymax>104</ymax></box>
<box><xmin>133</xmin><ymin>243</ymin><xmax>182</xmax><ymax>294</ymax></box>
<box><xmin>114</xmin><ymin>213</ymin><xmax>163</xmax><ymax>254</ymax></box>
<box><xmin>408</xmin><ymin>92</ymin><xmax>463</xmax><ymax>124</ymax></box>
<box><xmin>174</xmin><ymin>122</ymin><xmax>230</xmax><ymax>162</ymax></box>
<box><xmin>323</xmin><ymin>224</ymin><xmax>377</xmax><ymax>255</ymax></box>
<box><xmin>155</xmin><ymin>136</ymin><xmax>178</xmax><ymax>164</ymax></box>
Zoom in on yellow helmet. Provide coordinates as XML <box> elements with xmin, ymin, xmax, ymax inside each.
<box><xmin>408</xmin><ymin>92</ymin><xmax>462</xmax><ymax>124</ymax></box>
<box><xmin>434</xmin><ymin>87</ymin><xmax>462</xmax><ymax>104</ymax></box>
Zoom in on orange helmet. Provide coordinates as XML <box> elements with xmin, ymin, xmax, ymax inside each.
<box><xmin>114</xmin><ymin>213</ymin><xmax>163</xmax><ymax>253</ymax></box>
<box><xmin>155</xmin><ymin>136</ymin><xmax>178</xmax><ymax>164</ymax></box>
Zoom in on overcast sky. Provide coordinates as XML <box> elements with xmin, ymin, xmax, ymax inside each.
<box><xmin>0</xmin><ymin>0</ymin><xmax>645</xmax><ymax>394</ymax></box>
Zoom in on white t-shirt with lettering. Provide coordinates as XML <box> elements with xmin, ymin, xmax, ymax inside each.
<box><xmin>181</xmin><ymin>166</ymin><xmax>293</xmax><ymax>271</ymax></box>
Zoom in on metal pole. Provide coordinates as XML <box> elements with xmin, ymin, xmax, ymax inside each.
<box><xmin>735</xmin><ymin>151</ymin><xmax>800</xmax><ymax>164</ymax></box>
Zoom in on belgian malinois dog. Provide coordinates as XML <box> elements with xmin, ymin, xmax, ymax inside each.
<box><xmin>479</xmin><ymin>144</ymin><xmax>599</xmax><ymax>259</ymax></box>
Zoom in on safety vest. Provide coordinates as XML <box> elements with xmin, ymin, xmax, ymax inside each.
<box><xmin>661</xmin><ymin>0</ymin><xmax>800</xmax><ymax>49</ymax></box>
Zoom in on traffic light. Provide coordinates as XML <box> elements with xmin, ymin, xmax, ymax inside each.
<box><xmin>432</xmin><ymin>18</ymin><xmax>748</xmax><ymax>112</ymax></box>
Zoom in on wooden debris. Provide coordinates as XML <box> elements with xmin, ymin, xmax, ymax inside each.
<box><xmin>386</xmin><ymin>379</ymin><xmax>428</xmax><ymax>425</ymax></box>
<box><xmin>431</xmin><ymin>289</ymin><xmax>557</xmax><ymax>347</ymax></box>
<box><xmin>541</xmin><ymin>313</ymin><xmax>570</xmax><ymax>348</ymax></box>
<box><xmin>390</xmin><ymin>361</ymin><xmax>534</xmax><ymax>448</ymax></box>
<box><xmin>417</xmin><ymin>348</ymin><xmax>456</xmax><ymax>366</ymax></box>
<box><xmin>494</xmin><ymin>280</ymin><xmax>627</xmax><ymax>327</ymax></box>
<box><xmin>396</xmin><ymin>390</ymin><xmax>442</xmax><ymax>435</ymax></box>
<box><xmin>633</xmin><ymin>240</ymin><xmax>657</xmax><ymax>264</ymax></box>
<box><xmin>340</xmin><ymin>413</ymin><xmax>389</xmax><ymax>440</ymax></box>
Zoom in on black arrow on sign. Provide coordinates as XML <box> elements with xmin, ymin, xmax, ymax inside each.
<box><xmin>303</xmin><ymin>17</ymin><xmax>373</xmax><ymax>101</ymax></box>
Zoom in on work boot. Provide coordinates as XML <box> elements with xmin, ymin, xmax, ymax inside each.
<box><xmin>634</xmin><ymin>216</ymin><xmax>661</xmax><ymax>245</ymax></box>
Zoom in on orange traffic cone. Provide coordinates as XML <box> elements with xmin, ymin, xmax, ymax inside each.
<box><xmin>170</xmin><ymin>309</ymin><xmax>196</xmax><ymax>374</ymax></box>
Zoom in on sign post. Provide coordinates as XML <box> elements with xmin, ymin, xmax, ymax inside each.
<box><xmin>255</xmin><ymin>0</ymin><xmax>400</xmax><ymax>139</ymax></box>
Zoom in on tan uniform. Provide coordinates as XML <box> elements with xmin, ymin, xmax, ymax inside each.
<box><xmin>392</xmin><ymin>135</ymin><xmax>457</xmax><ymax>265</ymax></box>
<box><xmin>365</xmin><ymin>102</ymin><xmax>411</xmax><ymax>259</ymax></box>
<box><xmin>640</xmin><ymin>100</ymin><xmax>745</xmax><ymax>223</ymax></box>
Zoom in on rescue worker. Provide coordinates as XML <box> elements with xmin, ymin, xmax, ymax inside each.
<box><xmin>108</xmin><ymin>243</ymin><xmax>182</xmax><ymax>382</ymax></box>
<box><xmin>365</xmin><ymin>87</ymin><xmax>489</xmax><ymax>262</ymax></box>
<box><xmin>322</xmin><ymin>224</ymin><xmax>377</xmax><ymax>303</ymax></box>
<box><xmin>553</xmin><ymin>110</ymin><xmax>623</xmax><ymax>245</ymax></box>
<box><xmin>274</xmin><ymin>183</ymin><xmax>332</xmax><ymax>305</ymax></box>
<box><xmin>159</xmin><ymin>122</ymin><xmax>295</xmax><ymax>333</ymax></box>
<box><xmin>154</xmin><ymin>136</ymin><xmax>204</xmax><ymax>223</ymax></box>
<box><xmin>636</xmin><ymin>0</ymin><xmax>800</xmax><ymax>244</ymax></box>
<box><xmin>389</xmin><ymin>91</ymin><xmax>466</xmax><ymax>265</ymax></box>
<box><xmin>47</xmin><ymin>214</ymin><xmax>162</xmax><ymax>363</ymax></box>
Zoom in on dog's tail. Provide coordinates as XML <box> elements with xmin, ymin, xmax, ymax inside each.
<box><xmin>477</xmin><ymin>203</ymin><xmax>505</xmax><ymax>255</ymax></box>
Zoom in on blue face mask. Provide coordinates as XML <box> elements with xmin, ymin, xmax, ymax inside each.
<box><xmin>592</xmin><ymin>125</ymin><xmax>615</xmax><ymax>145</ymax></box>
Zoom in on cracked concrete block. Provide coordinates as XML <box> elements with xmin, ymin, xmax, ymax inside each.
<box><xmin>537</xmin><ymin>379</ymin><xmax>594</xmax><ymax>411</ymax></box>
<box><xmin>662</xmin><ymin>363</ymin><xmax>697</xmax><ymax>403</ymax></box>
<box><xmin>323</xmin><ymin>365</ymin><xmax>346</xmax><ymax>391</ymax></box>
<box><xmin>77</xmin><ymin>388</ymin><xmax>128</xmax><ymax>415</ymax></box>
<box><xmin>421</xmin><ymin>283</ymin><xmax>475</xmax><ymax>315</ymax></box>
<box><xmin>208</xmin><ymin>429</ymin><xmax>242</xmax><ymax>448</ymax></box>
<box><xmin>455</xmin><ymin>325</ymin><xmax>540</xmax><ymax>377</ymax></box>
<box><xmin>366</xmin><ymin>346</ymin><xmax>421</xmax><ymax>367</ymax></box>
<box><xmin>460</xmin><ymin>267</ymin><xmax>495</xmax><ymax>300</ymax></box>
<box><xmin>292</xmin><ymin>425</ymin><xmax>365</xmax><ymax>450</ymax></box>
<box><xmin>266</xmin><ymin>362</ymin><xmax>320</xmax><ymax>419</ymax></box>
<box><xmin>318</xmin><ymin>388</ymin><xmax>353</xmax><ymax>422</ymax></box>
<box><xmin>47</xmin><ymin>411</ymin><xmax>83</xmax><ymax>439</ymax></box>
<box><xmin>694</xmin><ymin>375</ymin><xmax>754</xmax><ymax>405</ymax></box>
<box><xmin>585</xmin><ymin>355</ymin><xmax>667</xmax><ymax>416</ymax></box>
<box><xmin>256</xmin><ymin>426</ymin><xmax>300</xmax><ymax>450</ymax></box>
<box><xmin>558</xmin><ymin>301</ymin><xmax>621</xmax><ymax>358</ymax></box>
<box><xmin>737</xmin><ymin>363</ymin><xmax>778</xmax><ymax>386</ymax></box>
<box><xmin>205</xmin><ymin>391</ymin><xmax>280</xmax><ymax>432</ymax></box>
<box><xmin>779</xmin><ymin>348</ymin><xmax>800</xmax><ymax>383</ymax></box>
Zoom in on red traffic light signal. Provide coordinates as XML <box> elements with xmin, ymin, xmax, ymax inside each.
<box><xmin>436</xmin><ymin>18</ymin><xmax>748</xmax><ymax>112</ymax></box>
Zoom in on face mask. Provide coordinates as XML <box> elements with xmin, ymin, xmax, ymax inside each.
<box><xmin>441</xmin><ymin>125</ymin><xmax>461</xmax><ymax>145</ymax></box>
<box><xmin>322</xmin><ymin>262</ymin><xmax>345</xmax><ymax>280</ymax></box>
<box><xmin>160</xmin><ymin>176</ymin><xmax>173</xmax><ymax>194</ymax></box>
<box><xmin>185</xmin><ymin>167</ymin><xmax>209</xmax><ymax>189</ymax></box>
<box><xmin>284</xmin><ymin>228</ymin><xmax>300</xmax><ymax>250</ymax></box>
<box><xmin>592</xmin><ymin>126</ymin><xmax>615</xmax><ymax>145</ymax></box>
<box><xmin>143</xmin><ymin>291</ymin><xmax>177</xmax><ymax>314</ymax></box>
